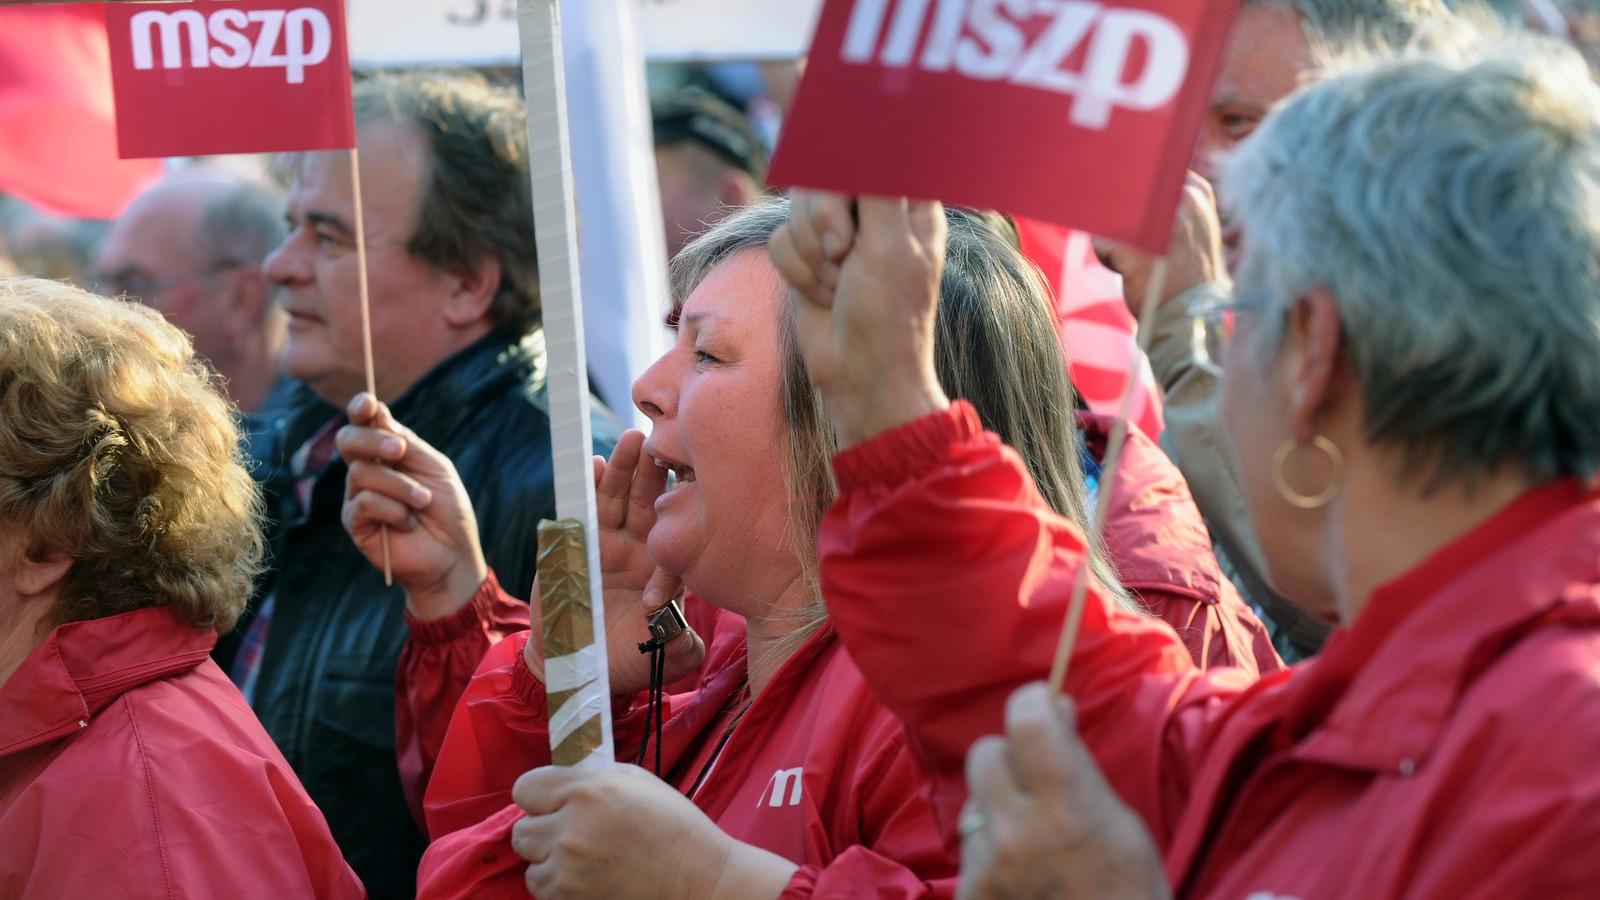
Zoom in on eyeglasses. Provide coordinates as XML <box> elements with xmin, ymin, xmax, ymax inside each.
<box><xmin>1187</xmin><ymin>294</ymin><xmax>1264</xmax><ymax>376</ymax></box>
<box><xmin>96</xmin><ymin>259</ymin><xmax>248</xmax><ymax>302</ymax></box>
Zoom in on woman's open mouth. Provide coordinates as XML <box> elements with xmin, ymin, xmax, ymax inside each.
<box><xmin>648</xmin><ymin>452</ymin><xmax>696</xmax><ymax>491</ymax></box>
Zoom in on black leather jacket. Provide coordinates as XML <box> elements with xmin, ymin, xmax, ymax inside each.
<box><xmin>218</xmin><ymin>327</ymin><xmax>620</xmax><ymax>898</ymax></box>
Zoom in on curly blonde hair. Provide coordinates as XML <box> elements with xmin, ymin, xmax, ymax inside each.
<box><xmin>0</xmin><ymin>278</ymin><xmax>263</xmax><ymax>632</ymax></box>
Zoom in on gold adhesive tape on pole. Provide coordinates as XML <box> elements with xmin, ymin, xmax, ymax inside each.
<box><xmin>537</xmin><ymin>517</ymin><xmax>604</xmax><ymax>766</ymax></box>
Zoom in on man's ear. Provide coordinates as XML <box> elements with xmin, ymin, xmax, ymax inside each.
<box><xmin>1283</xmin><ymin>285</ymin><xmax>1344</xmax><ymax>444</ymax></box>
<box><xmin>443</xmin><ymin>254</ymin><xmax>502</xmax><ymax>328</ymax></box>
<box><xmin>15</xmin><ymin>549</ymin><xmax>72</xmax><ymax>600</ymax></box>
<box><xmin>714</xmin><ymin>171</ymin><xmax>759</xmax><ymax>212</ymax></box>
<box><xmin>225</xmin><ymin>268</ymin><xmax>272</xmax><ymax>347</ymax></box>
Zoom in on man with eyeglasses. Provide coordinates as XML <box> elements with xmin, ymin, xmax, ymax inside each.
<box><xmin>94</xmin><ymin>171</ymin><xmax>290</xmax><ymax>417</ymax></box>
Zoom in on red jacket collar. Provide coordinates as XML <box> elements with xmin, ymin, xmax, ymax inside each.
<box><xmin>1282</xmin><ymin>480</ymin><xmax>1600</xmax><ymax>770</ymax></box>
<box><xmin>0</xmin><ymin>606</ymin><xmax>217</xmax><ymax>757</ymax></box>
<box><xmin>1078</xmin><ymin>411</ymin><xmax>1226</xmax><ymax>603</ymax></box>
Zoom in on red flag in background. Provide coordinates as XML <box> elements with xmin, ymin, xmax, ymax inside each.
<box><xmin>1016</xmin><ymin>216</ymin><xmax>1164</xmax><ymax>439</ymax></box>
<box><xmin>0</xmin><ymin>5</ymin><xmax>162</xmax><ymax>219</ymax></box>
<box><xmin>105</xmin><ymin>0</ymin><xmax>355</xmax><ymax>158</ymax></box>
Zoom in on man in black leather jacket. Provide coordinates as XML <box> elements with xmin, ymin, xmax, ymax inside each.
<box><xmin>217</xmin><ymin>72</ymin><xmax>620</xmax><ymax>898</ymax></box>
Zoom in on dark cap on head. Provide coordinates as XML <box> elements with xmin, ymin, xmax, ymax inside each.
<box><xmin>652</xmin><ymin>88</ymin><xmax>767</xmax><ymax>184</ymax></box>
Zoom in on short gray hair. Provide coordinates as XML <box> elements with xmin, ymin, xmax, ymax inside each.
<box><xmin>194</xmin><ymin>180</ymin><xmax>286</xmax><ymax>320</ymax></box>
<box><xmin>1225</xmin><ymin>38</ymin><xmax>1600</xmax><ymax>486</ymax></box>
<box><xmin>197</xmin><ymin>180</ymin><xmax>286</xmax><ymax>267</ymax></box>
<box><xmin>1245</xmin><ymin>0</ymin><xmax>1452</xmax><ymax>57</ymax></box>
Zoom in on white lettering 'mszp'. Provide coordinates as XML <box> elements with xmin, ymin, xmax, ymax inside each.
<box><xmin>127</xmin><ymin>7</ymin><xmax>332</xmax><ymax>85</ymax></box>
<box><xmin>838</xmin><ymin>0</ymin><xmax>1191</xmax><ymax>130</ymax></box>
<box><xmin>208</xmin><ymin>9</ymin><xmax>254</xmax><ymax>69</ymax></box>
<box><xmin>131</xmin><ymin>9</ymin><xmax>209</xmax><ymax>71</ymax></box>
<box><xmin>1073</xmin><ymin>9</ymin><xmax>1188</xmax><ymax>128</ymax></box>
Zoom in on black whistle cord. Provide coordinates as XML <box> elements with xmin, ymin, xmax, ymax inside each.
<box><xmin>634</xmin><ymin>638</ymin><xmax>667</xmax><ymax>776</ymax></box>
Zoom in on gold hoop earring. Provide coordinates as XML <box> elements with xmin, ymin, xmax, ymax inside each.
<box><xmin>1272</xmin><ymin>436</ymin><xmax>1345</xmax><ymax>509</ymax></box>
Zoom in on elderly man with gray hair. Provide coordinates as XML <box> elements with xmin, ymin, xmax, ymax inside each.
<box><xmin>94</xmin><ymin>172</ymin><xmax>290</xmax><ymax>417</ymax></box>
<box><xmin>772</xmin><ymin>33</ymin><xmax>1600</xmax><ymax>900</ymax></box>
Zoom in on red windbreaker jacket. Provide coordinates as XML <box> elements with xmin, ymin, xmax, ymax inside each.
<box><xmin>820</xmin><ymin>402</ymin><xmax>1600</xmax><ymax>898</ymax></box>
<box><xmin>394</xmin><ymin>572</ymin><xmax>736</xmax><ymax>824</ymax></box>
<box><xmin>393</xmin><ymin>419</ymin><xmax>1275</xmax><ymax>822</ymax></box>
<box><xmin>412</xmin><ymin>605</ymin><xmax>957</xmax><ymax>899</ymax></box>
<box><xmin>1078</xmin><ymin>411</ymin><xmax>1282</xmax><ymax>675</ymax></box>
<box><xmin>0</xmin><ymin>606</ymin><xmax>364</xmax><ymax>899</ymax></box>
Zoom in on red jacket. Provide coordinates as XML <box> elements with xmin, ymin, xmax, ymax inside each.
<box><xmin>392</xmin><ymin>420</ymin><xmax>1274</xmax><ymax>820</ymax></box>
<box><xmin>821</xmin><ymin>402</ymin><xmax>1600</xmax><ymax>898</ymax></box>
<box><xmin>0</xmin><ymin>606</ymin><xmax>364</xmax><ymax>899</ymax></box>
<box><xmin>1079</xmin><ymin>411</ymin><xmax>1282</xmax><ymax>676</ymax></box>
<box><xmin>412</xmin><ymin>598</ymin><xmax>957</xmax><ymax>899</ymax></box>
<box><xmin>394</xmin><ymin>572</ymin><xmax>735</xmax><ymax>823</ymax></box>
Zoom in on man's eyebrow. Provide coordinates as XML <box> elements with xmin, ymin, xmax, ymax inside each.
<box><xmin>304</xmin><ymin>210</ymin><xmax>355</xmax><ymax>237</ymax></box>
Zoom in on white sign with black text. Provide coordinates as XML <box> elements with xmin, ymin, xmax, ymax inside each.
<box><xmin>346</xmin><ymin>0</ymin><xmax>822</xmax><ymax>65</ymax></box>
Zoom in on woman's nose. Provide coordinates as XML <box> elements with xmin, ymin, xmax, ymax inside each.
<box><xmin>632</xmin><ymin>353</ymin><xmax>675</xmax><ymax>421</ymax></box>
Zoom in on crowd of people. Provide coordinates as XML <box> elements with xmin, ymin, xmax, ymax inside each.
<box><xmin>2</xmin><ymin>0</ymin><xmax>1598</xmax><ymax>898</ymax></box>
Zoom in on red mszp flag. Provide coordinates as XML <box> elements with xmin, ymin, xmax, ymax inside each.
<box><xmin>104</xmin><ymin>0</ymin><xmax>355</xmax><ymax>159</ymax></box>
<box><xmin>769</xmin><ymin>0</ymin><xmax>1239</xmax><ymax>252</ymax></box>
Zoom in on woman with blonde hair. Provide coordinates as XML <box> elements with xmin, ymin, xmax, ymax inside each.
<box><xmin>337</xmin><ymin>192</ymin><xmax>1272</xmax><ymax>895</ymax></box>
<box><xmin>0</xmin><ymin>278</ymin><xmax>362</xmax><ymax>898</ymax></box>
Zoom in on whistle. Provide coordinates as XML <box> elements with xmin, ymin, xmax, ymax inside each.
<box><xmin>645</xmin><ymin>599</ymin><xmax>689</xmax><ymax>646</ymax></box>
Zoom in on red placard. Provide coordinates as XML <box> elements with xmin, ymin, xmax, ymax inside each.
<box><xmin>105</xmin><ymin>0</ymin><xmax>355</xmax><ymax>159</ymax></box>
<box><xmin>769</xmin><ymin>0</ymin><xmax>1240</xmax><ymax>253</ymax></box>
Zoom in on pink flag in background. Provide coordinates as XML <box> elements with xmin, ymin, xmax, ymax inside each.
<box><xmin>1016</xmin><ymin>216</ymin><xmax>1165</xmax><ymax>440</ymax></box>
<box><xmin>0</xmin><ymin>5</ymin><xmax>162</xmax><ymax>219</ymax></box>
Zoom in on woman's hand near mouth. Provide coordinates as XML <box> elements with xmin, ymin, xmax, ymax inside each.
<box><xmin>522</xmin><ymin>429</ymin><xmax>706</xmax><ymax>695</ymax></box>
<box><xmin>340</xmin><ymin>401</ymin><xmax>703</xmax><ymax>694</ymax></box>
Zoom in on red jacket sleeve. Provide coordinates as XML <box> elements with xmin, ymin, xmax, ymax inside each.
<box><xmin>396</xmin><ymin>569</ymin><xmax>531</xmax><ymax>827</ymax></box>
<box><xmin>819</xmin><ymin>402</ymin><xmax>1256</xmax><ymax>846</ymax></box>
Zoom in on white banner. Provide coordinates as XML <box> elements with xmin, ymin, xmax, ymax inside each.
<box><xmin>559</xmin><ymin>0</ymin><xmax>671</xmax><ymax>429</ymax></box>
<box><xmin>348</xmin><ymin>0</ymin><xmax>821</xmax><ymax>67</ymax></box>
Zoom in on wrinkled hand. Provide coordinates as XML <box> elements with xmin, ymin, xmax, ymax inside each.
<box><xmin>1094</xmin><ymin>171</ymin><xmax>1228</xmax><ymax>318</ymax></box>
<box><xmin>510</xmin><ymin>764</ymin><xmax>797</xmax><ymax>900</ymax></box>
<box><xmin>338</xmin><ymin>393</ymin><xmax>487</xmax><ymax>621</ymax></box>
<box><xmin>521</xmin><ymin>430</ymin><xmax>704</xmax><ymax>697</ymax></box>
<box><xmin>958</xmin><ymin>684</ymin><xmax>1170</xmax><ymax>900</ymax></box>
<box><xmin>770</xmin><ymin>190</ymin><xmax>951</xmax><ymax>448</ymax></box>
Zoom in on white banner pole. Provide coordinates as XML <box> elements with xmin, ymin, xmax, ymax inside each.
<box><xmin>517</xmin><ymin>0</ymin><xmax>614</xmax><ymax>766</ymax></box>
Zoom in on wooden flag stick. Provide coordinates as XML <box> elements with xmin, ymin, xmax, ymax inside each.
<box><xmin>1048</xmin><ymin>257</ymin><xmax>1169</xmax><ymax>692</ymax></box>
<box><xmin>518</xmin><ymin>0</ymin><xmax>615</xmax><ymax>767</ymax></box>
<box><xmin>348</xmin><ymin>146</ymin><xmax>393</xmax><ymax>587</ymax></box>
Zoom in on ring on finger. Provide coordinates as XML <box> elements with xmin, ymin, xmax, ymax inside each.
<box><xmin>958</xmin><ymin>807</ymin><xmax>988</xmax><ymax>839</ymax></box>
